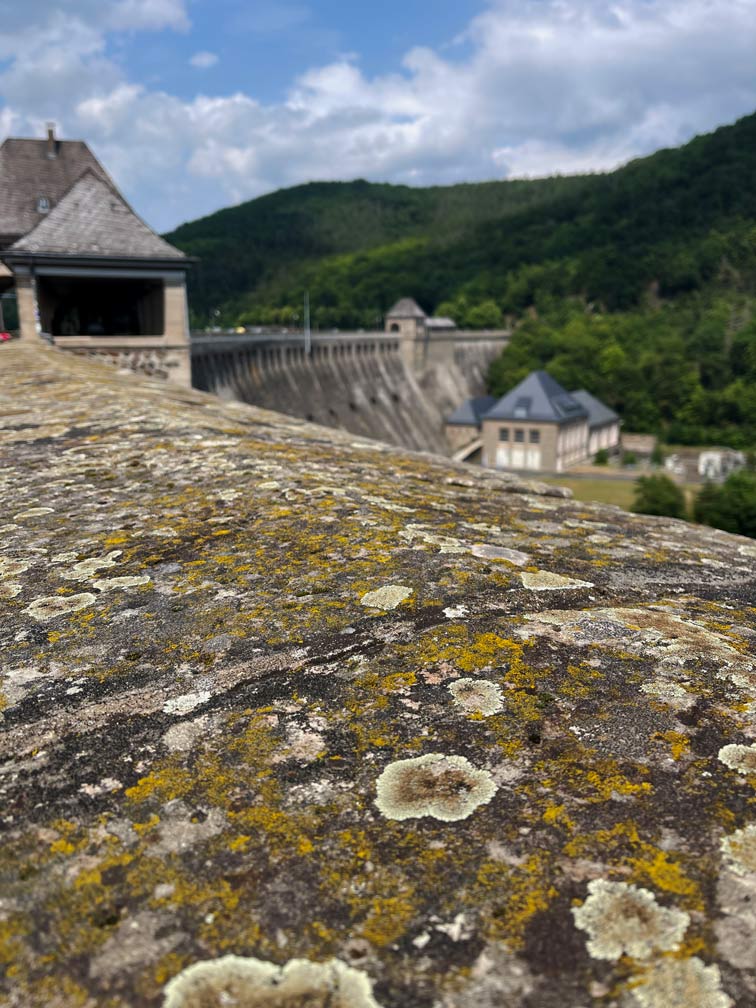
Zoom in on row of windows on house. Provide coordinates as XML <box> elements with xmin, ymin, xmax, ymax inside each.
<box><xmin>497</xmin><ymin>427</ymin><xmax>541</xmax><ymax>444</ymax></box>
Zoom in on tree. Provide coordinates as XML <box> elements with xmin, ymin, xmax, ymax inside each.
<box><xmin>465</xmin><ymin>300</ymin><xmax>505</xmax><ymax>329</ymax></box>
<box><xmin>632</xmin><ymin>474</ymin><xmax>687</xmax><ymax>519</ymax></box>
<box><xmin>694</xmin><ymin>470</ymin><xmax>756</xmax><ymax>538</ymax></box>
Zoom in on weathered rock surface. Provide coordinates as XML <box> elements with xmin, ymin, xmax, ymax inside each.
<box><xmin>1</xmin><ymin>344</ymin><xmax>755</xmax><ymax>1008</ymax></box>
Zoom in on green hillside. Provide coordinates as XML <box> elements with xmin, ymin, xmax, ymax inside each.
<box><xmin>165</xmin><ymin>175</ymin><xmax>591</xmax><ymax>325</ymax></box>
<box><xmin>167</xmin><ymin>112</ymin><xmax>756</xmax><ymax>446</ymax></box>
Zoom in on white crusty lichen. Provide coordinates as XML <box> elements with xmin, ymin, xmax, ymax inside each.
<box><xmin>24</xmin><ymin>593</ymin><xmax>96</xmax><ymax>621</ymax></box>
<box><xmin>13</xmin><ymin>507</ymin><xmax>54</xmax><ymax>519</ymax></box>
<box><xmin>448</xmin><ymin>678</ymin><xmax>504</xmax><ymax>715</ymax></box>
<box><xmin>375</xmin><ymin>753</ymin><xmax>497</xmax><ymax>822</ymax></box>
<box><xmin>718</xmin><ymin>743</ymin><xmax>756</xmax><ymax>776</ymax></box>
<box><xmin>162</xmin><ymin>955</ymin><xmax>382</xmax><ymax>1008</ymax></box>
<box><xmin>61</xmin><ymin>550</ymin><xmax>122</xmax><ymax>581</ymax></box>
<box><xmin>360</xmin><ymin>585</ymin><xmax>413</xmax><ymax>610</ymax></box>
<box><xmin>469</xmin><ymin>543</ymin><xmax>530</xmax><ymax>566</ymax></box>
<box><xmin>629</xmin><ymin>956</ymin><xmax>733</xmax><ymax>1008</ymax></box>
<box><xmin>721</xmin><ymin>823</ymin><xmax>756</xmax><ymax>876</ymax></box>
<box><xmin>92</xmin><ymin>575</ymin><xmax>151</xmax><ymax>592</ymax></box>
<box><xmin>162</xmin><ymin>691</ymin><xmax>213</xmax><ymax>716</ymax></box>
<box><xmin>640</xmin><ymin>679</ymin><xmax>694</xmax><ymax>710</ymax></box>
<box><xmin>0</xmin><ymin>558</ymin><xmax>31</xmax><ymax>578</ymax></box>
<box><xmin>519</xmin><ymin>570</ymin><xmax>594</xmax><ymax>591</ymax></box>
<box><xmin>50</xmin><ymin>551</ymin><xmax>79</xmax><ymax>564</ymax></box>
<box><xmin>571</xmin><ymin>880</ymin><xmax>689</xmax><ymax>961</ymax></box>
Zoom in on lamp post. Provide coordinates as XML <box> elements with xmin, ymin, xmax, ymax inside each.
<box><xmin>304</xmin><ymin>291</ymin><xmax>311</xmax><ymax>355</ymax></box>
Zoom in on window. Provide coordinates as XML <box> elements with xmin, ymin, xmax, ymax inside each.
<box><xmin>37</xmin><ymin>196</ymin><xmax>50</xmax><ymax>213</ymax></box>
<box><xmin>498</xmin><ymin>427</ymin><xmax>509</xmax><ymax>442</ymax></box>
<box><xmin>529</xmin><ymin>430</ymin><xmax>540</xmax><ymax>444</ymax></box>
<box><xmin>513</xmin><ymin>397</ymin><xmax>531</xmax><ymax>419</ymax></box>
<box><xmin>514</xmin><ymin>429</ymin><xmax>525</xmax><ymax>443</ymax></box>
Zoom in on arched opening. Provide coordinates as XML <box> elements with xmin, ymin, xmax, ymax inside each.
<box><xmin>389</xmin><ymin>322</ymin><xmax>400</xmax><ymax>333</ymax></box>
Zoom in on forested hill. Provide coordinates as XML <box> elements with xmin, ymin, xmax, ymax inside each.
<box><xmin>165</xmin><ymin>174</ymin><xmax>590</xmax><ymax>326</ymax></box>
<box><xmin>167</xmin><ymin>112</ymin><xmax>756</xmax><ymax>447</ymax></box>
<box><xmin>167</xmin><ymin>112</ymin><xmax>756</xmax><ymax>329</ymax></box>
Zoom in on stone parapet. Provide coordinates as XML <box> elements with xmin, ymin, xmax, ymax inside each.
<box><xmin>1</xmin><ymin>344</ymin><xmax>754</xmax><ymax>1008</ymax></box>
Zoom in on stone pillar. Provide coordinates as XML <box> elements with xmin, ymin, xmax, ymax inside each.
<box><xmin>163</xmin><ymin>275</ymin><xmax>192</xmax><ymax>387</ymax></box>
<box><xmin>15</xmin><ymin>272</ymin><xmax>40</xmax><ymax>343</ymax></box>
<box><xmin>396</xmin><ymin>317</ymin><xmax>424</xmax><ymax>372</ymax></box>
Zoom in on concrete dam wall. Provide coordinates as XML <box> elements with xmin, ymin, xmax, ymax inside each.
<box><xmin>191</xmin><ymin>332</ymin><xmax>507</xmax><ymax>454</ymax></box>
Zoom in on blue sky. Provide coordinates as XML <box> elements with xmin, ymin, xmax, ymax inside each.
<box><xmin>119</xmin><ymin>1</ymin><xmax>483</xmax><ymax>105</ymax></box>
<box><xmin>1</xmin><ymin>0</ymin><xmax>755</xmax><ymax>231</ymax></box>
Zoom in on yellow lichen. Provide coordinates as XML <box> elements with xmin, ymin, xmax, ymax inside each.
<box><xmin>476</xmin><ymin>853</ymin><xmax>557</xmax><ymax>948</ymax></box>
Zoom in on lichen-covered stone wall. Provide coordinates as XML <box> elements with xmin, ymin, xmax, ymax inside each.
<box><xmin>1</xmin><ymin>344</ymin><xmax>755</xmax><ymax>1008</ymax></box>
<box><xmin>61</xmin><ymin>345</ymin><xmax>191</xmax><ymax>383</ymax></box>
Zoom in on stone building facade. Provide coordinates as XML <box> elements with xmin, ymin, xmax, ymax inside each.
<box><xmin>0</xmin><ymin>126</ymin><xmax>192</xmax><ymax>385</ymax></box>
<box><xmin>448</xmin><ymin>370</ymin><xmax>620</xmax><ymax>473</ymax></box>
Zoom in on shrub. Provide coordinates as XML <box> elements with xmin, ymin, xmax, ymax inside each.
<box><xmin>622</xmin><ymin>450</ymin><xmax>638</xmax><ymax>466</ymax></box>
<box><xmin>632</xmin><ymin>474</ymin><xmax>687</xmax><ymax>519</ymax></box>
<box><xmin>694</xmin><ymin>470</ymin><xmax>756</xmax><ymax>538</ymax></box>
<box><xmin>594</xmin><ymin>448</ymin><xmax>609</xmax><ymax>465</ymax></box>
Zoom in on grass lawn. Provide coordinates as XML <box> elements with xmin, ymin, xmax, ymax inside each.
<box><xmin>541</xmin><ymin>475</ymin><xmax>699</xmax><ymax>513</ymax></box>
<box><xmin>539</xmin><ymin>476</ymin><xmax>638</xmax><ymax>510</ymax></box>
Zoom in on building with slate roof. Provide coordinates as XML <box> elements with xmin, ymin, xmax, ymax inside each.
<box><xmin>444</xmin><ymin>395</ymin><xmax>497</xmax><ymax>453</ymax></box>
<box><xmin>447</xmin><ymin>370</ymin><xmax>620</xmax><ymax>472</ymax></box>
<box><xmin>0</xmin><ymin>125</ymin><xmax>192</xmax><ymax>385</ymax></box>
<box><xmin>571</xmin><ymin>388</ymin><xmax>621</xmax><ymax>457</ymax></box>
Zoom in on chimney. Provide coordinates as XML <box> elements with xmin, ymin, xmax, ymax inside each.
<box><xmin>46</xmin><ymin>122</ymin><xmax>57</xmax><ymax>159</ymax></box>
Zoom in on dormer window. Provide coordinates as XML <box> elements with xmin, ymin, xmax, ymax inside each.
<box><xmin>514</xmin><ymin>396</ymin><xmax>531</xmax><ymax>419</ymax></box>
<box><xmin>37</xmin><ymin>196</ymin><xmax>50</xmax><ymax>214</ymax></box>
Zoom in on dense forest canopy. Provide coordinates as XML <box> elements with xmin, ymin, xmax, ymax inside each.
<box><xmin>166</xmin><ymin>111</ymin><xmax>756</xmax><ymax>447</ymax></box>
<box><xmin>165</xmin><ymin>174</ymin><xmax>591</xmax><ymax>327</ymax></box>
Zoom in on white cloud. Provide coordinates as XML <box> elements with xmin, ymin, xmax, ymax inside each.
<box><xmin>0</xmin><ymin>0</ymin><xmax>755</xmax><ymax>230</ymax></box>
<box><xmin>107</xmin><ymin>0</ymin><xmax>189</xmax><ymax>31</ymax></box>
<box><xmin>189</xmin><ymin>51</ymin><xmax>218</xmax><ymax>70</ymax></box>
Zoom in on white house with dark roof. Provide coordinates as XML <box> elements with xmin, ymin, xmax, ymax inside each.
<box><xmin>570</xmin><ymin>389</ymin><xmax>620</xmax><ymax>457</ymax></box>
<box><xmin>0</xmin><ymin>125</ymin><xmax>193</xmax><ymax>384</ymax></box>
<box><xmin>447</xmin><ymin>370</ymin><xmax>620</xmax><ymax>472</ymax></box>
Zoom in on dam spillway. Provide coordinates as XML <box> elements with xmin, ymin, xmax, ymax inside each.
<box><xmin>190</xmin><ymin>330</ymin><xmax>508</xmax><ymax>454</ymax></box>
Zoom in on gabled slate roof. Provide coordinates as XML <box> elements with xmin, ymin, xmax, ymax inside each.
<box><xmin>386</xmin><ymin>297</ymin><xmax>426</xmax><ymax>319</ymax></box>
<box><xmin>571</xmin><ymin>389</ymin><xmax>619</xmax><ymax>429</ymax></box>
<box><xmin>427</xmin><ymin>316</ymin><xmax>457</xmax><ymax>330</ymax></box>
<box><xmin>8</xmin><ymin>171</ymin><xmax>185</xmax><ymax>260</ymax></box>
<box><xmin>446</xmin><ymin>395</ymin><xmax>497</xmax><ymax>426</ymax></box>
<box><xmin>484</xmin><ymin>371</ymin><xmax>588</xmax><ymax>424</ymax></box>
<box><xmin>0</xmin><ymin>136</ymin><xmax>112</xmax><ymax>243</ymax></box>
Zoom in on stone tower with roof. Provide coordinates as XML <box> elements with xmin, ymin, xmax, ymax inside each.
<box><xmin>0</xmin><ymin>125</ymin><xmax>193</xmax><ymax>385</ymax></box>
<box><xmin>385</xmin><ymin>297</ymin><xmax>429</xmax><ymax>368</ymax></box>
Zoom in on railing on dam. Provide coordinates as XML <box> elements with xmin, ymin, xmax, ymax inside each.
<box><xmin>190</xmin><ymin>328</ymin><xmax>508</xmax><ymax>367</ymax></box>
<box><xmin>190</xmin><ymin>331</ymin><xmax>403</xmax><ymax>383</ymax></box>
<box><xmin>190</xmin><ymin>328</ymin><xmax>508</xmax><ymax>349</ymax></box>
<box><xmin>191</xmin><ymin>331</ymin><xmax>402</xmax><ymax>353</ymax></box>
